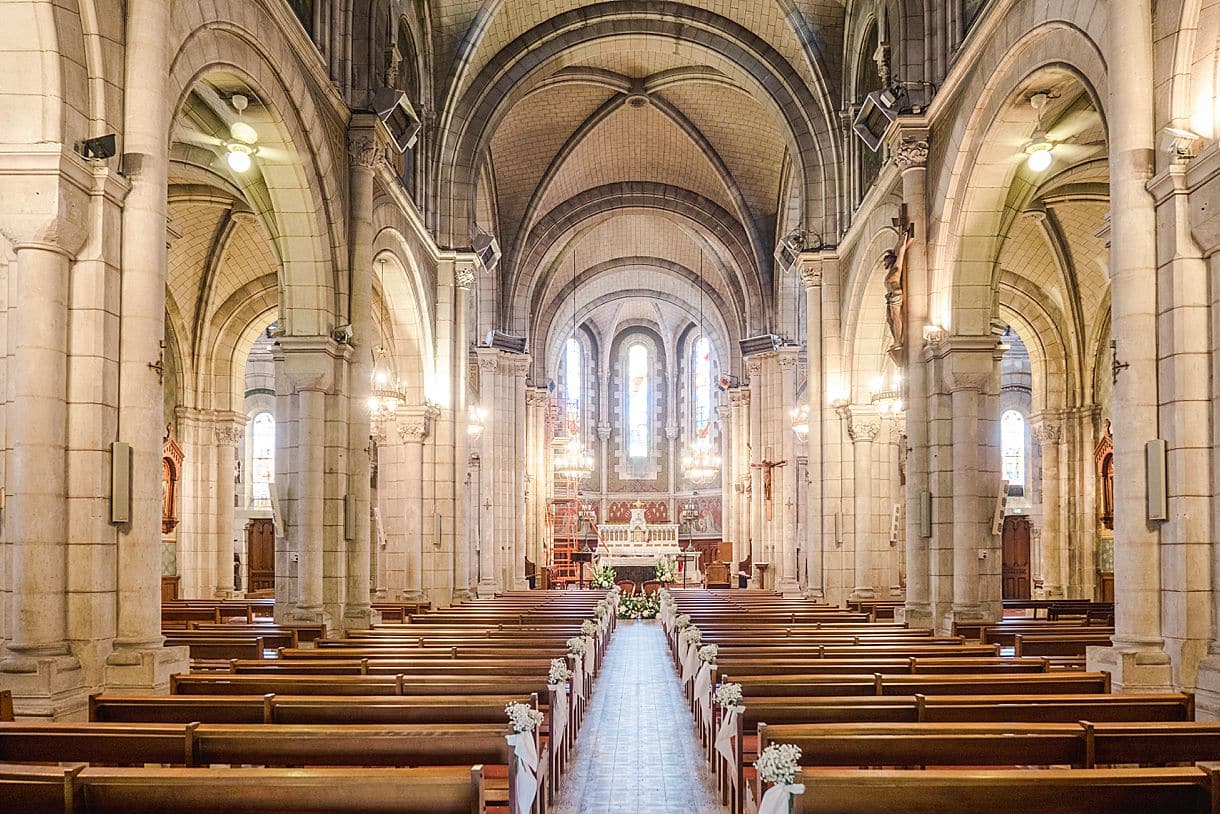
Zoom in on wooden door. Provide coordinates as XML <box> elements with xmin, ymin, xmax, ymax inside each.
<box><xmin>1001</xmin><ymin>515</ymin><xmax>1032</xmax><ymax>600</ymax></box>
<box><xmin>246</xmin><ymin>518</ymin><xmax>275</xmax><ymax>593</ymax></box>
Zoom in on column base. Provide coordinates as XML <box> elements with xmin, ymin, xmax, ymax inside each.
<box><xmin>777</xmin><ymin>578</ymin><xmax>802</xmax><ymax>598</ymax></box>
<box><xmin>802</xmin><ymin>588</ymin><xmax>825</xmax><ymax>601</ymax></box>
<box><xmin>451</xmin><ymin>588</ymin><xmax>474</xmax><ymax>604</ymax></box>
<box><xmin>400</xmin><ymin>591</ymin><xmax>424</xmax><ymax>601</ymax></box>
<box><xmin>104</xmin><ymin>643</ymin><xmax>190</xmax><ymax>699</ymax></box>
<box><xmin>0</xmin><ymin>652</ymin><xmax>89</xmax><ymax>720</ymax></box>
<box><xmin>477</xmin><ymin>580</ymin><xmax>498</xmax><ymax>599</ymax></box>
<box><xmin>889</xmin><ymin>585</ymin><xmax>904</xmax><ymax>597</ymax></box>
<box><xmin>288</xmin><ymin>605</ymin><xmax>328</xmax><ymax>626</ymax></box>
<box><xmin>342</xmin><ymin>606</ymin><xmax>375</xmax><ymax>632</ymax></box>
<box><xmin>1087</xmin><ymin>644</ymin><xmax>1174</xmax><ymax>693</ymax></box>
<box><xmin>895</xmin><ymin>603</ymin><xmax>934</xmax><ymax>631</ymax></box>
<box><xmin>512</xmin><ymin>579</ymin><xmax>530</xmax><ymax>592</ymax></box>
<box><xmin>1193</xmin><ymin>654</ymin><xmax>1220</xmax><ymax>719</ymax></box>
<box><xmin>851</xmin><ymin>587</ymin><xmax>876</xmax><ymax>600</ymax></box>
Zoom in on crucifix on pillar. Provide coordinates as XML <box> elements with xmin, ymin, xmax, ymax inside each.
<box><xmin>751</xmin><ymin>449</ymin><xmax>787</xmax><ymax>521</ymax></box>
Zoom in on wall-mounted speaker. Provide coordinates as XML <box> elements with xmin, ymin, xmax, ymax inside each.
<box><xmin>110</xmin><ymin>442</ymin><xmax>132</xmax><ymax>524</ymax></box>
<box><xmin>918</xmin><ymin>490</ymin><xmax>932</xmax><ymax>538</ymax></box>
<box><xmin>1146</xmin><ymin>439</ymin><xmax>1168</xmax><ymax>521</ymax></box>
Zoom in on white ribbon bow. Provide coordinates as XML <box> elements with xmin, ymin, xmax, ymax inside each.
<box><xmin>758</xmin><ymin>783</ymin><xmax>805</xmax><ymax>814</ymax></box>
<box><xmin>505</xmin><ymin>732</ymin><xmax>540</xmax><ymax>814</ymax></box>
<box><xmin>572</xmin><ymin>655</ymin><xmax>585</xmax><ymax>699</ymax></box>
<box><xmin>694</xmin><ymin>662</ymin><xmax>714</xmax><ymax>718</ymax></box>
<box><xmin>681</xmin><ymin>642</ymin><xmax>700</xmax><ymax>685</ymax></box>
<box><xmin>583</xmin><ymin>635</ymin><xmax>596</xmax><ymax>674</ymax></box>
<box><xmin>715</xmin><ymin>705</ymin><xmax>744</xmax><ymax>779</ymax></box>
<box><xmin>548</xmin><ymin>682</ymin><xmax>568</xmax><ymax>744</ymax></box>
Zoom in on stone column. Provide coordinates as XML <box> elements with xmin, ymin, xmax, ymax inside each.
<box><xmin>717</xmin><ymin>404</ymin><xmax>734</xmax><ymax>574</ymax></box>
<box><xmin>888</xmin><ymin>418</ymin><xmax>905</xmax><ymax>595</ymax></box>
<box><xmin>278</xmin><ymin>338</ymin><xmax>337</xmax><ymax>624</ymax></box>
<box><xmin>849</xmin><ymin>407</ymin><xmax>880</xmax><ymax>599</ymax></box>
<box><xmin>214</xmin><ymin>417</ymin><xmax>244</xmax><ymax>597</ymax></box>
<box><xmin>397</xmin><ymin>407</ymin><xmax>432</xmax><ymax>599</ymax></box>
<box><xmin>476</xmin><ymin>351</ymin><xmax>498</xmax><ymax>597</ymax></box>
<box><xmin>0</xmin><ymin>241</ymin><xmax>86</xmax><ymax>711</ymax></box>
<box><xmin>1033</xmin><ymin>417</ymin><xmax>1065</xmax><ymax>599</ymax></box>
<box><xmin>1085</xmin><ymin>0</ymin><xmax>1174</xmax><ymax>691</ymax></box>
<box><xmin>746</xmin><ymin>358</ymin><xmax>764</xmax><ymax>582</ymax></box>
<box><xmin>452</xmin><ymin>264</ymin><xmax>475</xmax><ymax>602</ymax></box>
<box><xmin>343</xmin><ymin>121</ymin><xmax>383</xmax><ymax>630</ymax></box>
<box><xmin>104</xmin><ymin>0</ymin><xmax>190</xmax><ymax>693</ymax></box>
<box><xmin>512</xmin><ymin>357</ymin><xmax>530</xmax><ymax>590</ymax></box>
<box><xmin>800</xmin><ymin>255</ymin><xmax>826</xmax><ymax>599</ymax></box>
<box><xmin>892</xmin><ymin>128</ymin><xmax>932</xmax><ymax>629</ymax></box>
<box><xmin>939</xmin><ymin>337</ymin><xmax>1003</xmax><ymax>626</ymax></box>
<box><xmin>778</xmin><ymin>349</ymin><xmax>801</xmax><ymax>595</ymax></box>
<box><xmin>732</xmin><ymin>388</ymin><xmax>750</xmax><ymax>570</ymax></box>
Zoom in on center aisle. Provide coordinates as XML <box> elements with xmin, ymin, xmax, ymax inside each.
<box><xmin>553</xmin><ymin>620</ymin><xmax>724</xmax><ymax>813</ymax></box>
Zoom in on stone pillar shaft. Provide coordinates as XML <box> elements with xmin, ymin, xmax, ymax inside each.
<box><xmin>849</xmin><ymin>409</ymin><xmax>879</xmax><ymax>599</ymax></box>
<box><xmin>1036</xmin><ymin>419</ymin><xmax>1065</xmax><ymax>599</ymax></box>
<box><xmin>297</xmin><ymin>387</ymin><xmax>326</xmax><ymax>614</ymax></box>
<box><xmin>778</xmin><ymin>350</ymin><xmax>800</xmax><ymax>594</ymax></box>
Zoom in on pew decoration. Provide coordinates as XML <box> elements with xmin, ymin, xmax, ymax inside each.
<box><xmin>581</xmin><ymin>619</ymin><xmax>597</xmax><ymax>637</ymax></box>
<box><xmin>655</xmin><ymin>554</ymin><xmax>679</xmax><ymax>584</ymax></box>
<box><xmin>754</xmin><ymin>743</ymin><xmax>805</xmax><ymax>814</ymax></box>
<box><xmin>694</xmin><ymin>644</ymin><xmax>718</xmax><ymax>717</ymax></box>
<box><xmin>589</xmin><ymin>560</ymin><xmax>617</xmax><ymax>589</ymax></box>
<box><xmin>658</xmin><ymin>589</ymin><xmax>674</xmax><ymax>627</ymax></box>
<box><xmin>504</xmin><ymin>702</ymin><xmax>543</xmax><ymax>814</ymax></box>
<box><xmin>567</xmin><ymin>635</ymin><xmax>588</xmax><ymax>699</ymax></box>
<box><xmin>713</xmin><ymin>681</ymin><xmax>745</xmax><ymax>783</ymax></box>
<box><xmin>680</xmin><ymin>626</ymin><xmax>703</xmax><ymax>685</ymax></box>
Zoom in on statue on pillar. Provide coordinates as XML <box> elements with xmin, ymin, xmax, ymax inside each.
<box><xmin>884</xmin><ymin>205</ymin><xmax>916</xmax><ymax>364</ymax></box>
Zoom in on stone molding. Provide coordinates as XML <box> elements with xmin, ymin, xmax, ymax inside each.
<box><xmin>347</xmin><ymin>134</ymin><xmax>386</xmax><ymax>170</ymax></box>
<box><xmin>276</xmin><ymin>335</ymin><xmax>342</xmax><ymax>392</ymax></box>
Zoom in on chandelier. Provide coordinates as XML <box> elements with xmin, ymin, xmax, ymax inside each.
<box><xmin>682</xmin><ymin>437</ymin><xmax>721</xmax><ymax>485</ymax></box>
<box><xmin>368</xmin><ymin>345</ymin><xmax>405</xmax><ymax>417</ymax></box>
<box><xmin>554</xmin><ymin>436</ymin><xmax>594</xmax><ymax>481</ymax></box>
<box><xmin>790</xmin><ymin>404</ymin><xmax>810</xmax><ymax>443</ymax></box>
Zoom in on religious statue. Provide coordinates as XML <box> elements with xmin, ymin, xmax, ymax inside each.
<box><xmin>751</xmin><ymin>455</ymin><xmax>787</xmax><ymax>521</ymax></box>
<box><xmin>884</xmin><ymin>206</ymin><xmax>916</xmax><ymax>364</ymax></box>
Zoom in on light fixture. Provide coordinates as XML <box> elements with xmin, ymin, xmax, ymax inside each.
<box><xmin>554</xmin><ymin>436</ymin><xmax>594</xmax><ymax>481</ymax></box>
<box><xmin>684</xmin><ymin>251</ymin><xmax>722</xmax><ymax>485</ymax></box>
<box><xmin>1022</xmin><ymin>92</ymin><xmax>1055</xmax><ymax>172</ymax></box>
<box><xmin>368</xmin><ymin>345</ymin><xmax>405</xmax><ymax>416</ymax></box>
<box><xmin>790</xmin><ymin>405</ymin><xmax>810</xmax><ymax>443</ymax></box>
<box><xmin>224</xmin><ymin>93</ymin><xmax>259</xmax><ymax>173</ymax></box>
<box><xmin>468</xmin><ymin>406</ymin><xmax>487</xmax><ymax>443</ymax></box>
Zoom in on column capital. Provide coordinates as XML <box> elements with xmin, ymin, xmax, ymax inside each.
<box><xmin>276</xmin><ymin>335</ymin><xmax>341</xmax><ymax>391</ymax></box>
<box><xmin>931</xmin><ymin>335</ymin><xmax>1001</xmax><ymax>392</ymax></box>
<box><xmin>888</xmin><ymin>125</ymin><xmax>930</xmax><ymax>171</ymax></box>
<box><xmin>745</xmin><ymin>356</ymin><xmax>763</xmax><ymax>378</ymax></box>
<box><xmin>847</xmin><ymin>406</ymin><xmax>881</xmax><ymax>442</ymax></box>
<box><xmin>729</xmin><ymin>386</ymin><xmax>751</xmax><ymax>406</ymax></box>
<box><xmin>777</xmin><ymin>348</ymin><xmax>799</xmax><ymax>369</ymax></box>
<box><xmin>526</xmin><ymin>386</ymin><xmax>551</xmax><ymax>407</ymax></box>
<box><xmin>455</xmin><ymin>262</ymin><xmax>477</xmax><ymax>290</ymax></box>
<box><xmin>475</xmin><ymin>347</ymin><xmax>499</xmax><ymax>372</ymax></box>
<box><xmin>347</xmin><ymin>126</ymin><xmax>389</xmax><ymax>171</ymax></box>
<box><xmin>796</xmin><ymin>250</ymin><xmax>837</xmax><ymax>288</ymax></box>
<box><xmin>716</xmin><ymin>404</ymin><xmax>733</xmax><ymax>421</ymax></box>
<box><xmin>1031</xmin><ymin>418</ymin><xmax>1063</xmax><ymax>445</ymax></box>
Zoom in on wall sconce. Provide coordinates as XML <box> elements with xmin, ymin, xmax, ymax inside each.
<box><xmin>468</xmin><ymin>406</ymin><xmax>487</xmax><ymax>442</ymax></box>
<box><xmin>790</xmin><ymin>405</ymin><xmax>810</xmax><ymax>443</ymax></box>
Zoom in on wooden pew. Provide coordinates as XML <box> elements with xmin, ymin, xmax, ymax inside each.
<box><xmin>162</xmin><ymin>635</ymin><xmax>266</xmax><ymax>661</ymax></box>
<box><xmin>0</xmin><ymin>690</ymin><xmax>12</xmax><ymax>722</ymax></box>
<box><xmin>0</xmin><ymin>763</ymin><xmax>492</xmax><ymax>813</ymax></box>
<box><xmin>784</xmin><ymin>768</ymin><xmax>1216</xmax><ymax>814</ymax></box>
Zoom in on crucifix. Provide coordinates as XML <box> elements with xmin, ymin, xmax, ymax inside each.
<box><xmin>884</xmin><ymin>204</ymin><xmax>916</xmax><ymax>364</ymax></box>
<box><xmin>750</xmin><ymin>446</ymin><xmax>787</xmax><ymax>521</ymax></box>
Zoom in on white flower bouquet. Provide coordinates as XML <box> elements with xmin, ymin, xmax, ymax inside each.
<box><xmin>581</xmin><ymin>619</ymin><xmax>597</xmax><ymax>636</ymax></box>
<box><xmin>680</xmin><ymin>626</ymin><xmax>703</xmax><ymax>645</ymax></box>
<box><xmin>595</xmin><ymin>599</ymin><xmax>610</xmax><ymax>618</ymax></box>
<box><xmin>755</xmin><ymin>743</ymin><xmax>802</xmax><ymax>786</ymax></box>
<box><xmin>698</xmin><ymin>643</ymin><xmax>719</xmax><ymax>663</ymax></box>
<box><xmin>548</xmin><ymin>658</ymin><xmax>572</xmax><ymax>685</ymax></box>
<box><xmin>506</xmin><ymin>702</ymin><xmax>544</xmax><ymax>733</ymax></box>
<box><xmin>674</xmin><ymin>613</ymin><xmax>691</xmax><ymax>630</ymax></box>
<box><xmin>566</xmin><ymin>636</ymin><xmax>588</xmax><ymax>655</ymax></box>
<box><xmin>655</xmin><ymin>554</ymin><xmax>679</xmax><ymax>584</ymax></box>
<box><xmin>714</xmin><ymin>682</ymin><xmax>743</xmax><ymax>708</ymax></box>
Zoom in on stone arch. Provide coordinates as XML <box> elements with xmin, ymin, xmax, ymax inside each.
<box><xmin>198</xmin><ymin>275</ymin><xmax>280</xmax><ymax>415</ymax></box>
<box><xmin>167</xmin><ymin>5</ymin><xmax>348</xmax><ymax>337</ymax></box>
<box><xmin>433</xmin><ymin>3</ymin><xmax>841</xmax><ymax>247</ymax></box>
<box><xmin>926</xmin><ymin>14</ymin><xmax>1108</xmax><ymax>336</ymax></box>
<box><xmin>371</xmin><ymin>244</ymin><xmax>435</xmax><ymax>404</ymax></box>
<box><xmin>513</xmin><ymin>182</ymin><xmax>761</xmax><ymax>330</ymax></box>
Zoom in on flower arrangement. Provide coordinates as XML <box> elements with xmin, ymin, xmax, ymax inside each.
<box><xmin>714</xmin><ymin>682</ymin><xmax>743</xmax><ymax>708</ymax></box>
<box><xmin>655</xmin><ymin>554</ymin><xmax>678</xmax><ymax>584</ymax></box>
<box><xmin>589</xmin><ymin>561</ymin><xmax>617</xmax><ymax>589</ymax></box>
<box><xmin>617</xmin><ymin>593</ymin><xmax>660</xmax><ymax>619</ymax></box>
<box><xmin>755</xmin><ymin>743</ymin><xmax>802</xmax><ymax>786</ymax></box>
<box><xmin>581</xmin><ymin>619</ymin><xmax>597</xmax><ymax>636</ymax></box>
<box><xmin>566</xmin><ymin>636</ymin><xmax>587</xmax><ymax>655</ymax></box>
<box><xmin>506</xmin><ymin>702</ymin><xmax>545</xmax><ymax>733</ymax></box>
<box><xmin>698</xmin><ymin>643</ymin><xmax>719</xmax><ymax>663</ymax></box>
<box><xmin>680</xmin><ymin>626</ymin><xmax>702</xmax><ymax>645</ymax></box>
<box><xmin>548</xmin><ymin>658</ymin><xmax>572</xmax><ymax>685</ymax></box>
<box><xmin>594</xmin><ymin>599</ymin><xmax>610</xmax><ymax>618</ymax></box>
<box><xmin>674</xmin><ymin>613</ymin><xmax>691</xmax><ymax>630</ymax></box>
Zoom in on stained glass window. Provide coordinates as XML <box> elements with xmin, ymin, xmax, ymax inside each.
<box><xmin>251</xmin><ymin>412</ymin><xmax>274</xmax><ymax>507</ymax></box>
<box><xmin>565</xmin><ymin>337</ymin><xmax>582</xmax><ymax>435</ymax></box>
<box><xmin>627</xmin><ymin>343</ymin><xmax>650</xmax><ymax>459</ymax></box>
<box><xmin>1001</xmin><ymin>410</ymin><xmax>1025</xmax><ymax>488</ymax></box>
<box><xmin>692</xmin><ymin>336</ymin><xmax>713</xmax><ymax>442</ymax></box>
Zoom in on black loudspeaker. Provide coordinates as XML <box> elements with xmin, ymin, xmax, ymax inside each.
<box><xmin>79</xmin><ymin>134</ymin><xmax>117</xmax><ymax>160</ymax></box>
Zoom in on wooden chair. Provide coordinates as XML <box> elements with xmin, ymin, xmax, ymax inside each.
<box><xmin>615</xmin><ymin>580</ymin><xmax>636</xmax><ymax>596</ymax></box>
<box><xmin>705</xmin><ymin>562</ymin><xmax>731</xmax><ymax>589</ymax></box>
<box><xmin>641</xmin><ymin>580</ymin><xmax>663</xmax><ymax>596</ymax></box>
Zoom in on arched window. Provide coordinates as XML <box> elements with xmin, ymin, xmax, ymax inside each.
<box><xmin>626</xmin><ymin>343</ymin><xmax>650</xmax><ymax>459</ymax></box>
<box><xmin>1001</xmin><ymin>410</ymin><xmax>1026</xmax><ymax>489</ymax></box>
<box><xmin>564</xmin><ymin>336</ymin><xmax>582</xmax><ymax>435</ymax></box>
<box><xmin>250</xmin><ymin>412</ymin><xmax>275</xmax><ymax>507</ymax></box>
<box><xmin>692</xmin><ymin>336</ymin><xmax>713</xmax><ymax>442</ymax></box>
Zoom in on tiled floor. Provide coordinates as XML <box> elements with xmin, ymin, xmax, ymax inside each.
<box><xmin>552</xmin><ymin>620</ymin><xmax>725</xmax><ymax>813</ymax></box>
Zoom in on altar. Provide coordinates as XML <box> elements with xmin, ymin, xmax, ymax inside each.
<box><xmin>596</xmin><ymin>505</ymin><xmax>698</xmax><ymax>584</ymax></box>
